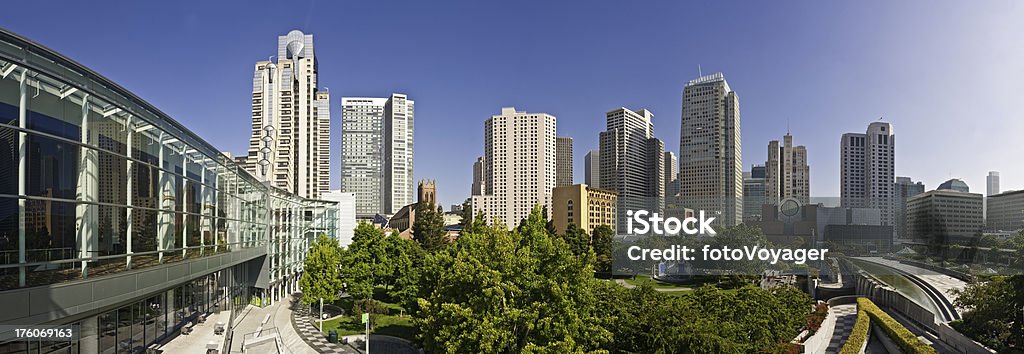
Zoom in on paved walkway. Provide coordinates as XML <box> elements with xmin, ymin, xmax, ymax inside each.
<box><xmin>227</xmin><ymin>296</ymin><xmax>318</xmax><ymax>354</ymax></box>
<box><xmin>824</xmin><ymin>304</ymin><xmax>859</xmax><ymax>353</ymax></box>
<box><xmin>160</xmin><ymin>310</ymin><xmax>231</xmax><ymax>353</ymax></box>
<box><xmin>290</xmin><ymin>295</ymin><xmax>420</xmax><ymax>354</ymax></box>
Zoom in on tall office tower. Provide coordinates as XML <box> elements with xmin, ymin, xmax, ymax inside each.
<box><xmin>841</xmin><ymin>122</ymin><xmax>895</xmax><ymax>228</ymax></box>
<box><xmin>246</xmin><ymin>29</ymin><xmax>330</xmax><ymax>199</ymax></box>
<box><xmin>340</xmin><ymin>94</ymin><xmax>415</xmax><ymax>217</ymax></box>
<box><xmin>585</xmin><ymin>150</ymin><xmax>600</xmax><ymax>188</ymax></box>
<box><xmin>743</xmin><ymin>165</ymin><xmax>767</xmax><ymax>222</ymax></box>
<box><xmin>987</xmin><ymin>171</ymin><xmax>1000</xmax><ymax>196</ymax></box>
<box><xmin>600</xmin><ymin>107</ymin><xmax>665</xmax><ymax>233</ymax></box>
<box><xmin>471</xmin><ymin>107</ymin><xmax>557</xmax><ymax>229</ymax></box>
<box><xmin>938</xmin><ymin>178</ymin><xmax>969</xmax><ymax>193</ymax></box>
<box><xmin>679</xmin><ymin>72</ymin><xmax>743</xmax><ymax>226</ymax></box>
<box><xmin>383</xmin><ymin>94</ymin><xmax>415</xmax><ymax>214</ymax></box>
<box><xmin>765</xmin><ymin>133</ymin><xmax>810</xmax><ymax>205</ymax></box>
<box><xmin>556</xmin><ymin>136</ymin><xmax>574</xmax><ymax>187</ymax></box>
<box><xmin>894</xmin><ymin>177</ymin><xmax>925</xmax><ymax>239</ymax></box>
<box><xmin>664</xmin><ymin>151</ymin><xmax>679</xmax><ymax>201</ymax></box>
<box><xmin>471</xmin><ymin>156</ymin><xmax>485</xmax><ymax>195</ymax></box>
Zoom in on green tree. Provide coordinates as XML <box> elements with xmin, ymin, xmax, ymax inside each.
<box><xmin>592</xmin><ymin>224</ymin><xmax>614</xmax><ymax>273</ymax></box>
<box><xmin>342</xmin><ymin>223</ymin><xmax>387</xmax><ymax>299</ymax></box>
<box><xmin>562</xmin><ymin>223</ymin><xmax>591</xmax><ymax>258</ymax></box>
<box><xmin>458</xmin><ymin>198</ymin><xmax>473</xmax><ymax>230</ymax></box>
<box><xmin>952</xmin><ymin>275</ymin><xmax>1024</xmax><ymax>351</ymax></box>
<box><xmin>414</xmin><ymin>202</ymin><xmax>448</xmax><ymax>252</ymax></box>
<box><xmin>414</xmin><ymin>206</ymin><xmax>610</xmax><ymax>353</ymax></box>
<box><xmin>299</xmin><ymin>233</ymin><xmax>343</xmax><ymax>305</ymax></box>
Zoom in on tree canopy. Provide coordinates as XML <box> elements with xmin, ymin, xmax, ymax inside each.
<box><xmin>299</xmin><ymin>233</ymin><xmax>343</xmax><ymax>305</ymax></box>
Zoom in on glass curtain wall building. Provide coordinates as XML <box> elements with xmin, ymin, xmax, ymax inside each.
<box><xmin>0</xmin><ymin>28</ymin><xmax>338</xmax><ymax>353</ymax></box>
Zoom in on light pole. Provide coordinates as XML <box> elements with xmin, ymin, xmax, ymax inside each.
<box><xmin>319</xmin><ymin>297</ymin><xmax>324</xmax><ymax>332</ymax></box>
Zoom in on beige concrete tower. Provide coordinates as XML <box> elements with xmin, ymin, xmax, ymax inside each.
<box><xmin>246</xmin><ymin>29</ymin><xmax>330</xmax><ymax>199</ymax></box>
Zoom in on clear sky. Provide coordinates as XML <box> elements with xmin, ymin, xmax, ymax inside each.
<box><xmin>3</xmin><ymin>1</ymin><xmax>1022</xmax><ymax>208</ymax></box>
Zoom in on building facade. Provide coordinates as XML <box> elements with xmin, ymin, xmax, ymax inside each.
<box><xmin>906</xmin><ymin>189</ymin><xmax>984</xmax><ymax>246</ymax></box>
<box><xmin>0</xmin><ymin>28</ymin><xmax>339</xmax><ymax>353</ymax></box>
<box><xmin>556</xmin><ymin>136</ymin><xmax>573</xmax><ymax>187</ymax></box>
<box><xmin>894</xmin><ymin>177</ymin><xmax>925</xmax><ymax>239</ymax></box>
<box><xmin>472</xmin><ymin>156</ymin><xmax>484</xmax><ymax>195</ymax></box>
<box><xmin>551</xmin><ymin>184</ymin><xmax>617</xmax><ymax>235</ymax></box>
<box><xmin>340</xmin><ymin>93</ymin><xmax>414</xmax><ymax>218</ymax></box>
<box><xmin>679</xmin><ymin>72</ymin><xmax>743</xmax><ymax>226</ymax></box>
<box><xmin>664</xmin><ymin>151</ymin><xmax>679</xmax><ymax>204</ymax></box>
<box><xmin>841</xmin><ymin>122</ymin><xmax>895</xmax><ymax>231</ymax></box>
<box><xmin>471</xmin><ymin>107</ymin><xmax>556</xmax><ymax>229</ymax></box>
<box><xmin>246</xmin><ymin>30</ymin><xmax>330</xmax><ymax>199</ymax></box>
<box><xmin>765</xmin><ymin>133</ymin><xmax>809</xmax><ymax>205</ymax></box>
<box><xmin>743</xmin><ymin>165</ymin><xmax>767</xmax><ymax>223</ymax></box>
<box><xmin>321</xmin><ymin>190</ymin><xmax>358</xmax><ymax>248</ymax></box>
<box><xmin>986</xmin><ymin>189</ymin><xmax>1024</xmax><ymax>232</ymax></box>
<box><xmin>599</xmin><ymin>107</ymin><xmax>665</xmax><ymax>233</ymax></box>
<box><xmin>584</xmin><ymin>150</ymin><xmax>600</xmax><ymax>188</ymax></box>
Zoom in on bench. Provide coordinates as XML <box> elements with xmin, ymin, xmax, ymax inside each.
<box><xmin>181</xmin><ymin>323</ymin><xmax>194</xmax><ymax>335</ymax></box>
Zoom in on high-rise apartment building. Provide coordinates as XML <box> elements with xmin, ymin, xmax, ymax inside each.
<box><xmin>841</xmin><ymin>122</ymin><xmax>895</xmax><ymax>229</ymax></box>
<box><xmin>743</xmin><ymin>165</ymin><xmax>766</xmax><ymax>222</ymax></box>
<box><xmin>765</xmin><ymin>133</ymin><xmax>809</xmax><ymax>205</ymax></box>
<box><xmin>471</xmin><ymin>107</ymin><xmax>557</xmax><ymax>229</ymax></box>
<box><xmin>585</xmin><ymin>150</ymin><xmax>600</xmax><ymax>188</ymax></box>
<box><xmin>340</xmin><ymin>94</ymin><xmax>414</xmax><ymax>217</ymax></box>
<box><xmin>600</xmin><ymin>108</ymin><xmax>665</xmax><ymax>233</ymax></box>
<box><xmin>246</xmin><ymin>30</ymin><xmax>330</xmax><ymax>199</ymax></box>
<box><xmin>894</xmin><ymin>177</ymin><xmax>925</xmax><ymax>239</ymax></box>
<box><xmin>556</xmin><ymin>136</ymin><xmax>574</xmax><ymax>187</ymax></box>
<box><xmin>679</xmin><ymin>72</ymin><xmax>743</xmax><ymax>226</ymax></box>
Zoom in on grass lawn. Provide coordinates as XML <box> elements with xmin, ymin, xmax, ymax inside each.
<box><xmin>321</xmin><ymin>314</ymin><xmax>416</xmax><ymax>341</ymax></box>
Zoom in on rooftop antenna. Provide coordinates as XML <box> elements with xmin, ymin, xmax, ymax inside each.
<box><xmin>787</xmin><ymin>118</ymin><xmax>790</xmax><ymax>135</ymax></box>
<box><xmin>698</xmin><ymin>64</ymin><xmax>702</xmax><ymax>77</ymax></box>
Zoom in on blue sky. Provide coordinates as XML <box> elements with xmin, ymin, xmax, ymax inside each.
<box><xmin>3</xmin><ymin>1</ymin><xmax>1022</xmax><ymax>208</ymax></box>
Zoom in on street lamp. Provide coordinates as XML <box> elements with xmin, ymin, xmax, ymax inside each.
<box><xmin>319</xmin><ymin>297</ymin><xmax>324</xmax><ymax>332</ymax></box>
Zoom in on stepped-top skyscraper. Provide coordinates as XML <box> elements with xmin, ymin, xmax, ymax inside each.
<box><xmin>471</xmin><ymin>107</ymin><xmax>557</xmax><ymax>229</ymax></box>
<box><xmin>766</xmin><ymin>133</ymin><xmax>810</xmax><ymax>205</ymax></box>
<box><xmin>841</xmin><ymin>122</ymin><xmax>895</xmax><ymax>228</ymax></box>
<box><xmin>246</xmin><ymin>29</ymin><xmax>330</xmax><ymax>199</ymax></box>
<box><xmin>600</xmin><ymin>108</ymin><xmax>666</xmax><ymax>233</ymax></box>
<box><xmin>679</xmin><ymin>72</ymin><xmax>743</xmax><ymax>226</ymax></box>
<box><xmin>340</xmin><ymin>93</ymin><xmax>415</xmax><ymax>218</ymax></box>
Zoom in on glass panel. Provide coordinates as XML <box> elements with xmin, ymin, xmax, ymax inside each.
<box><xmin>116</xmin><ymin>305</ymin><xmax>131</xmax><ymax>353</ymax></box>
<box><xmin>98</xmin><ymin>310</ymin><xmax>116</xmax><ymax>354</ymax></box>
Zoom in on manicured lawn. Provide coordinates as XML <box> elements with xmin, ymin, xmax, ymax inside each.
<box><xmin>321</xmin><ymin>314</ymin><xmax>416</xmax><ymax>341</ymax></box>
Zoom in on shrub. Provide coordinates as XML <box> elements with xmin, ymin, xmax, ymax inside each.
<box><xmin>857</xmin><ymin>297</ymin><xmax>939</xmax><ymax>354</ymax></box>
<box><xmin>839</xmin><ymin>309</ymin><xmax>869</xmax><ymax>354</ymax></box>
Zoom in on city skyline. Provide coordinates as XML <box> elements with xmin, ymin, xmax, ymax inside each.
<box><xmin>2</xmin><ymin>1</ymin><xmax>1022</xmax><ymax>208</ymax></box>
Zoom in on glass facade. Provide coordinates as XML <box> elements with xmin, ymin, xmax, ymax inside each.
<box><xmin>0</xmin><ymin>28</ymin><xmax>338</xmax><ymax>353</ymax></box>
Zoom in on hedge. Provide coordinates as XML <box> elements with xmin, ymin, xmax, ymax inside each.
<box><xmin>838</xmin><ymin>308</ymin><xmax>869</xmax><ymax>354</ymax></box>
<box><xmin>857</xmin><ymin>297</ymin><xmax>938</xmax><ymax>354</ymax></box>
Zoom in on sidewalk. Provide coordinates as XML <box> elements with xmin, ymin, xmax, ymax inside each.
<box><xmin>289</xmin><ymin>295</ymin><xmax>420</xmax><ymax>354</ymax></box>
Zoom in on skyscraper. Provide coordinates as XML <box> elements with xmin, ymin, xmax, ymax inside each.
<box><xmin>987</xmin><ymin>171</ymin><xmax>1000</xmax><ymax>196</ymax></box>
<box><xmin>246</xmin><ymin>29</ymin><xmax>330</xmax><ymax>199</ymax></box>
<box><xmin>471</xmin><ymin>107</ymin><xmax>557</xmax><ymax>229</ymax></box>
<box><xmin>679</xmin><ymin>72</ymin><xmax>743</xmax><ymax>226</ymax></box>
<box><xmin>841</xmin><ymin>122</ymin><xmax>895</xmax><ymax>229</ymax></box>
<box><xmin>765</xmin><ymin>133</ymin><xmax>810</xmax><ymax>205</ymax></box>
<box><xmin>743</xmin><ymin>165</ymin><xmax>766</xmax><ymax>222</ymax></box>
<box><xmin>894</xmin><ymin>177</ymin><xmax>925</xmax><ymax>239</ymax></box>
<box><xmin>664</xmin><ymin>151</ymin><xmax>679</xmax><ymax>202</ymax></box>
<box><xmin>556</xmin><ymin>136</ymin><xmax>574</xmax><ymax>187</ymax></box>
<box><xmin>600</xmin><ymin>107</ymin><xmax>665</xmax><ymax>233</ymax></box>
<box><xmin>340</xmin><ymin>93</ymin><xmax>415</xmax><ymax>217</ymax></box>
<box><xmin>584</xmin><ymin>150</ymin><xmax>600</xmax><ymax>188</ymax></box>
<box><xmin>472</xmin><ymin>156</ymin><xmax>485</xmax><ymax>195</ymax></box>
